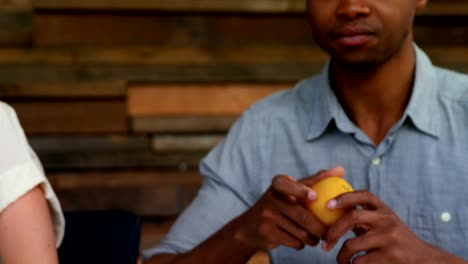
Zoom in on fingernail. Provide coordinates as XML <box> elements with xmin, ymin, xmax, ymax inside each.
<box><xmin>327</xmin><ymin>199</ymin><xmax>337</xmax><ymax>209</ymax></box>
<box><xmin>321</xmin><ymin>241</ymin><xmax>328</xmax><ymax>251</ymax></box>
<box><xmin>307</xmin><ymin>190</ymin><xmax>317</xmax><ymax>201</ymax></box>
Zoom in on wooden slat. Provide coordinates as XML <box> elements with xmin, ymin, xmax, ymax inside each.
<box><xmin>33</xmin><ymin>13</ymin><xmax>468</xmax><ymax>48</ymax></box>
<box><xmin>128</xmin><ymin>84</ymin><xmax>290</xmax><ymax>116</ymax></box>
<box><xmin>30</xmin><ymin>136</ymin><xmax>206</xmax><ymax>170</ymax></box>
<box><xmin>32</xmin><ymin>0</ymin><xmax>468</xmax><ymax>16</ymax></box>
<box><xmin>0</xmin><ymin>46</ymin><xmax>467</xmax><ymax>83</ymax></box>
<box><xmin>418</xmin><ymin>1</ymin><xmax>468</xmax><ymax>16</ymax></box>
<box><xmin>37</xmin><ymin>150</ymin><xmax>204</xmax><ymax>170</ymax></box>
<box><xmin>0</xmin><ymin>81</ymin><xmax>126</xmax><ymax>97</ymax></box>
<box><xmin>9</xmin><ymin>100</ymin><xmax>127</xmax><ymax>134</ymax></box>
<box><xmin>47</xmin><ymin>170</ymin><xmax>201</xmax><ymax>189</ymax></box>
<box><xmin>0</xmin><ymin>46</ymin><xmax>328</xmax><ymax>82</ymax></box>
<box><xmin>40</xmin><ymin>151</ymin><xmax>204</xmax><ymax>170</ymax></box>
<box><xmin>133</xmin><ymin>116</ymin><xmax>238</xmax><ymax>133</ymax></box>
<box><xmin>33</xmin><ymin>13</ymin><xmax>314</xmax><ymax>48</ymax></box>
<box><xmin>0</xmin><ymin>10</ymin><xmax>31</xmax><ymax>45</ymax></box>
<box><xmin>33</xmin><ymin>0</ymin><xmax>305</xmax><ymax>13</ymax></box>
<box><xmin>0</xmin><ymin>46</ymin><xmax>327</xmax><ymax>65</ymax></box>
<box><xmin>0</xmin><ymin>0</ymin><xmax>31</xmax><ymax>11</ymax></box>
<box><xmin>48</xmin><ymin>171</ymin><xmax>202</xmax><ymax>216</ymax></box>
<box><xmin>54</xmin><ymin>186</ymin><xmax>201</xmax><ymax>216</ymax></box>
<box><xmin>152</xmin><ymin>135</ymin><xmax>224</xmax><ymax>152</ymax></box>
<box><xmin>29</xmin><ymin>136</ymin><xmax>149</xmax><ymax>152</ymax></box>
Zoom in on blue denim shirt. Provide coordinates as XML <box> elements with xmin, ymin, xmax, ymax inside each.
<box><xmin>143</xmin><ymin>46</ymin><xmax>468</xmax><ymax>263</ymax></box>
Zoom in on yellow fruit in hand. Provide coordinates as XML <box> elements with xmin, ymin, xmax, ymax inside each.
<box><xmin>305</xmin><ymin>177</ymin><xmax>353</xmax><ymax>226</ymax></box>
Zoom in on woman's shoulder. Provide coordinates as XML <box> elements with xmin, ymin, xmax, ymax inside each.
<box><xmin>0</xmin><ymin>101</ymin><xmax>21</xmax><ymax>128</ymax></box>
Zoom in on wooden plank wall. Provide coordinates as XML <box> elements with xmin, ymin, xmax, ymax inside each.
<box><xmin>0</xmin><ymin>0</ymin><xmax>467</xmax><ymax>262</ymax></box>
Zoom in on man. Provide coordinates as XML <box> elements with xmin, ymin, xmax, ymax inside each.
<box><xmin>144</xmin><ymin>0</ymin><xmax>468</xmax><ymax>263</ymax></box>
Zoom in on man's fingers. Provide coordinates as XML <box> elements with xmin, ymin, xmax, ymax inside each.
<box><xmin>269</xmin><ymin>227</ymin><xmax>305</xmax><ymax>250</ymax></box>
<box><xmin>299</xmin><ymin>166</ymin><xmax>345</xmax><ymax>187</ymax></box>
<box><xmin>323</xmin><ymin>209</ymin><xmax>381</xmax><ymax>250</ymax></box>
<box><xmin>276</xmin><ymin>214</ymin><xmax>320</xmax><ymax>247</ymax></box>
<box><xmin>274</xmin><ymin>198</ymin><xmax>328</xmax><ymax>240</ymax></box>
<box><xmin>326</xmin><ymin>190</ymin><xmax>384</xmax><ymax>211</ymax></box>
<box><xmin>272</xmin><ymin>175</ymin><xmax>316</xmax><ymax>202</ymax></box>
<box><xmin>336</xmin><ymin>234</ymin><xmax>384</xmax><ymax>264</ymax></box>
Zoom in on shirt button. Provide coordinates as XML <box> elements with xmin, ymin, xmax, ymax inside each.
<box><xmin>372</xmin><ymin>157</ymin><xmax>381</xmax><ymax>166</ymax></box>
<box><xmin>441</xmin><ymin>212</ymin><xmax>451</xmax><ymax>223</ymax></box>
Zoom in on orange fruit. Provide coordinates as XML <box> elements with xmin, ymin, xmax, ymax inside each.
<box><xmin>305</xmin><ymin>177</ymin><xmax>353</xmax><ymax>226</ymax></box>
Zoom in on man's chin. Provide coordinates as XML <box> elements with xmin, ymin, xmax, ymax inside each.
<box><xmin>331</xmin><ymin>52</ymin><xmax>385</xmax><ymax>71</ymax></box>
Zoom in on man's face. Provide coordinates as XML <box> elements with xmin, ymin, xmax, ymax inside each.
<box><xmin>306</xmin><ymin>0</ymin><xmax>427</xmax><ymax>68</ymax></box>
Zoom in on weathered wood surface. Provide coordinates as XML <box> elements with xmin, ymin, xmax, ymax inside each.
<box><xmin>0</xmin><ymin>0</ymin><xmax>31</xmax><ymax>11</ymax></box>
<box><xmin>152</xmin><ymin>134</ymin><xmax>224</xmax><ymax>152</ymax></box>
<box><xmin>48</xmin><ymin>170</ymin><xmax>202</xmax><ymax>216</ymax></box>
<box><xmin>33</xmin><ymin>0</ymin><xmax>306</xmax><ymax>12</ymax></box>
<box><xmin>33</xmin><ymin>13</ymin><xmax>468</xmax><ymax>48</ymax></box>
<box><xmin>29</xmin><ymin>136</ymin><xmax>149</xmax><ymax>152</ymax></box>
<box><xmin>0</xmin><ymin>46</ymin><xmax>328</xmax><ymax>82</ymax></box>
<box><xmin>132</xmin><ymin>116</ymin><xmax>238</xmax><ymax>133</ymax></box>
<box><xmin>29</xmin><ymin>136</ymin><xmax>204</xmax><ymax>171</ymax></box>
<box><xmin>10</xmin><ymin>100</ymin><xmax>127</xmax><ymax>134</ymax></box>
<box><xmin>0</xmin><ymin>81</ymin><xmax>126</xmax><ymax>97</ymax></box>
<box><xmin>47</xmin><ymin>170</ymin><xmax>202</xmax><ymax>189</ymax></box>
<box><xmin>0</xmin><ymin>10</ymin><xmax>31</xmax><ymax>45</ymax></box>
<box><xmin>37</xmin><ymin>149</ymin><xmax>204</xmax><ymax>170</ymax></box>
<box><xmin>127</xmin><ymin>84</ymin><xmax>290</xmax><ymax>116</ymax></box>
<box><xmin>0</xmin><ymin>46</ymin><xmax>467</xmax><ymax>83</ymax></box>
<box><xmin>32</xmin><ymin>0</ymin><xmax>468</xmax><ymax>16</ymax></box>
<box><xmin>30</xmin><ymin>136</ymin><xmax>210</xmax><ymax>170</ymax></box>
<box><xmin>33</xmin><ymin>13</ymin><xmax>315</xmax><ymax>48</ymax></box>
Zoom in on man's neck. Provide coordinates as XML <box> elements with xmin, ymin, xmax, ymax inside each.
<box><xmin>330</xmin><ymin>42</ymin><xmax>416</xmax><ymax>145</ymax></box>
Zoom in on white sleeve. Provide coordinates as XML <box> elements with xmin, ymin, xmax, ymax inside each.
<box><xmin>0</xmin><ymin>102</ymin><xmax>65</xmax><ymax>247</ymax></box>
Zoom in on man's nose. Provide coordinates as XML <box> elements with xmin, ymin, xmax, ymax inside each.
<box><xmin>336</xmin><ymin>0</ymin><xmax>371</xmax><ymax>21</ymax></box>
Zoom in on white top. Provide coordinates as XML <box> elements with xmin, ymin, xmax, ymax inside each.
<box><xmin>0</xmin><ymin>102</ymin><xmax>64</xmax><ymax>246</ymax></box>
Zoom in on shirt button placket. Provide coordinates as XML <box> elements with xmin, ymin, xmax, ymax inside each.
<box><xmin>368</xmin><ymin>155</ymin><xmax>382</xmax><ymax>194</ymax></box>
<box><xmin>372</xmin><ymin>157</ymin><xmax>381</xmax><ymax>166</ymax></box>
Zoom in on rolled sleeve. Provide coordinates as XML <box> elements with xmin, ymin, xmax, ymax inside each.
<box><xmin>0</xmin><ymin>160</ymin><xmax>65</xmax><ymax>246</ymax></box>
<box><xmin>142</xmin><ymin>175</ymin><xmax>249</xmax><ymax>260</ymax></box>
<box><xmin>143</xmin><ymin>109</ymin><xmax>262</xmax><ymax>261</ymax></box>
<box><xmin>0</xmin><ymin>102</ymin><xmax>65</xmax><ymax>246</ymax></box>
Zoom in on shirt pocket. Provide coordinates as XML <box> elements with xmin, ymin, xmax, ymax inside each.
<box><xmin>409</xmin><ymin>206</ymin><xmax>468</xmax><ymax>258</ymax></box>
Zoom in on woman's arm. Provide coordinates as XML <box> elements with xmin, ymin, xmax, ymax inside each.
<box><xmin>0</xmin><ymin>186</ymin><xmax>58</xmax><ymax>264</ymax></box>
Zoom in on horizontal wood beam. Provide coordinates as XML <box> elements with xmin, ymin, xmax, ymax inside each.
<box><xmin>47</xmin><ymin>170</ymin><xmax>202</xmax><ymax>189</ymax></box>
<box><xmin>29</xmin><ymin>136</ymin><xmax>149</xmax><ymax>152</ymax></box>
<box><xmin>0</xmin><ymin>81</ymin><xmax>126</xmax><ymax>97</ymax></box>
<box><xmin>0</xmin><ymin>10</ymin><xmax>31</xmax><ymax>46</ymax></box>
<box><xmin>33</xmin><ymin>0</ymin><xmax>305</xmax><ymax>13</ymax></box>
<box><xmin>127</xmin><ymin>84</ymin><xmax>290</xmax><ymax>116</ymax></box>
<box><xmin>33</xmin><ymin>13</ymin><xmax>468</xmax><ymax>48</ymax></box>
<box><xmin>132</xmin><ymin>116</ymin><xmax>238</xmax><ymax>133</ymax></box>
<box><xmin>0</xmin><ymin>0</ymin><xmax>31</xmax><ymax>12</ymax></box>
<box><xmin>32</xmin><ymin>0</ymin><xmax>467</xmax><ymax>16</ymax></box>
<box><xmin>152</xmin><ymin>135</ymin><xmax>224</xmax><ymax>152</ymax></box>
<box><xmin>0</xmin><ymin>47</ymin><xmax>467</xmax><ymax>83</ymax></box>
<box><xmin>48</xmin><ymin>170</ymin><xmax>202</xmax><ymax>216</ymax></box>
<box><xmin>31</xmin><ymin>135</ymin><xmax>205</xmax><ymax>169</ymax></box>
<box><xmin>10</xmin><ymin>100</ymin><xmax>127</xmax><ymax>134</ymax></box>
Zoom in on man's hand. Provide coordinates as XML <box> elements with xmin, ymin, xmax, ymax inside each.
<box><xmin>232</xmin><ymin>166</ymin><xmax>345</xmax><ymax>251</ymax></box>
<box><xmin>322</xmin><ymin>190</ymin><xmax>461</xmax><ymax>264</ymax></box>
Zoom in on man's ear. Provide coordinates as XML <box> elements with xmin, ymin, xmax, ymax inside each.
<box><xmin>416</xmin><ymin>0</ymin><xmax>428</xmax><ymax>10</ymax></box>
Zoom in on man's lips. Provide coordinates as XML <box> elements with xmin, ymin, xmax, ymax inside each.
<box><xmin>332</xmin><ymin>25</ymin><xmax>376</xmax><ymax>47</ymax></box>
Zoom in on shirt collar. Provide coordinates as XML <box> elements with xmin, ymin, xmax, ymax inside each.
<box><xmin>301</xmin><ymin>44</ymin><xmax>441</xmax><ymax>141</ymax></box>
<box><xmin>405</xmin><ymin>45</ymin><xmax>440</xmax><ymax>138</ymax></box>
